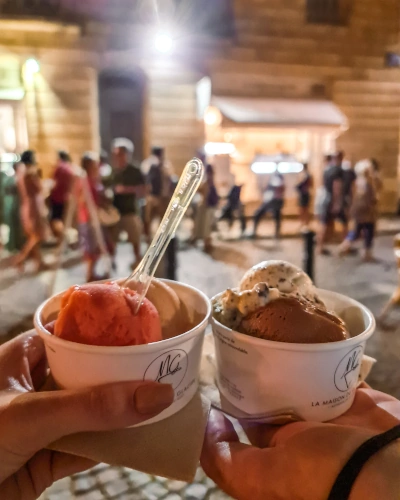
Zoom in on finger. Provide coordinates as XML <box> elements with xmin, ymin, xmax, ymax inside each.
<box><xmin>0</xmin><ymin>380</ymin><xmax>174</xmax><ymax>473</ymax></box>
<box><xmin>27</xmin><ymin>450</ymin><xmax>96</xmax><ymax>489</ymax></box>
<box><xmin>0</xmin><ymin>332</ymin><xmax>46</xmax><ymax>392</ymax></box>
<box><xmin>6</xmin><ymin>451</ymin><xmax>96</xmax><ymax>500</ymax></box>
<box><xmin>201</xmin><ymin>410</ymin><xmax>276</xmax><ymax>500</ymax></box>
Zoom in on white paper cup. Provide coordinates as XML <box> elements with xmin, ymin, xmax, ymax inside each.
<box><xmin>35</xmin><ymin>280</ymin><xmax>211</xmax><ymax>426</ymax></box>
<box><xmin>211</xmin><ymin>289</ymin><xmax>375</xmax><ymax>422</ymax></box>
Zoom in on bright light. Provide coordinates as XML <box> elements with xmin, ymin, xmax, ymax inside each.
<box><xmin>154</xmin><ymin>32</ymin><xmax>173</xmax><ymax>53</ymax></box>
<box><xmin>204</xmin><ymin>106</ymin><xmax>222</xmax><ymax>126</ymax></box>
<box><xmin>278</xmin><ymin>162</ymin><xmax>304</xmax><ymax>174</ymax></box>
<box><xmin>251</xmin><ymin>162</ymin><xmax>277</xmax><ymax>174</ymax></box>
<box><xmin>25</xmin><ymin>58</ymin><xmax>40</xmax><ymax>74</ymax></box>
<box><xmin>204</xmin><ymin>142</ymin><xmax>236</xmax><ymax>155</ymax></box>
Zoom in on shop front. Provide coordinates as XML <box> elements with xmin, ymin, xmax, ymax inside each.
<box><xmin>203</xmin><ymin>95</ymin><xmax>348</xmax><ymax>214</ymax></box>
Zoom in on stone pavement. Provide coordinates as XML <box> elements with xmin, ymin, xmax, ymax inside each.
<box><xmin>2</xmin><ymin>226</ymin><xmax>400</xmax><ymax>498</ymax></box>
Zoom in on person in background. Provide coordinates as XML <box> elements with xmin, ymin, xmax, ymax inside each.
<box><xmin>145</xmin><ymin>147</ymin><xmax>173</xmax><ymax>239</ymax></box>
<box><xmin>2</xmin><ymin>161</ymin><xmax>25</xmax><ymax>253</ymax></box>
<box><xmin>339</xmin><ymin>159</ymin><xmax>378</xmax><ymax>262</ymax></box>
<box><xmin>316</xmin><ymin>152</ymin><xmax>346</xmax><ymax>255</ymax></box>
<box><xmin>219</xmin><ymin>184</ymin><xmax>246</xmax><ymax>236</ymax></box>
<box><xmin>12</xmin><ymin>151</ymin><xmax>48</xmax><ymax>272</ymax></box>
<box><xmin>296</xmin><ymin>163</ymin><xmax>313</xmax><ymax>227</ymax></box>
<box><xmin>252</xmin><ymin>170</ymin><xmax>285</xmax><ymax>239</ymax></box>
<box><xmin>111</xmin><ymin>138</ymin><xmax>146</xmax><ymax>268</ymax></box>
<box><xmin>192</xmin><ymin>164</ymin><xmax>219</xmax><ymax>253</ymax></box>
<box><xmin>342</xmin><ymin>156</ymin><xmax>356</xmax><ymax>220</ymax></box>
<box><xmin>76</xmin><ymin>153</ymin><xmax>113</xmax><ymax>282</ymax></box>
<box><xmin>49</xmin><ymin>151</ymin><xmax>74</xmax><ymax>243</ymax></box>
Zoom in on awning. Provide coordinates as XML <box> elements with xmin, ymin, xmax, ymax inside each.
<box><xmin>211</xmin><ymin>96</ymin><xmax>347</xmax><ymax>128</ymax></box>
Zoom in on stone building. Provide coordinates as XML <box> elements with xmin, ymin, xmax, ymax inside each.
<box><xmin>0</xmin><ymin>0</ymin><xmax>399</xmax><ymax>212</ymax></box>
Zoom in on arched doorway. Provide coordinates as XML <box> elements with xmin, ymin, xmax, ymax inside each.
<box><xmin>98</xmin><ymin>69</ymin><xmax>146</xmax><ymax>162</ymax></box>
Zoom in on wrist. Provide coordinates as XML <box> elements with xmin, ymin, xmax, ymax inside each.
<box><xmin>350</xmin><ymin>441</ymin><xmax>400</xmax><ymax>500</ymax></box>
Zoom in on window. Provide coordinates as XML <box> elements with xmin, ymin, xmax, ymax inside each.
<box><xmin>306</xmin><ymin>0</ymin><xmax>350</xmax><ymax>25</ymax></box>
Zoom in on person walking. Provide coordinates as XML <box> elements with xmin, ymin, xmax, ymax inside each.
<box><xmin>219</xmin><ymin>184</ymin><xmax>246</xmax><ymax>235</ymax></box>
<box><xmin>12</xmin><ymin>150</ymin><xmax>48</xmax><ymax>272</ymax></box>
<box><xmin>296</xmin><ymin>163</ymin><xmax>313</xmax><ymax>227</ymax></box>
<box><xmin>192</xmin><ymin>164</ymin><xmax>219</xmax><ymax>252</ymax></box>
<box><xmin>145</xmin><ymin>147</ymin><xmax>173</xmax><ymax>238</ymax></box>
<box><xmin>48</xmin><ymin>151</ymin><xmax>74</xmax><ymax>243</ymax></box>
<box><xmin>111</xmin><ymin>138</ymin><xmax>146</xmax><ymax>268</ymax></box>
<box><xmin>316</xmin><ymin>152</ymin><xmax>346</xmax><ymax>255</ymax></box>
<box><xmin>76</xmin><ymin>153</ymin><xmax>113</xmax><ymax>282</ymax></box>
<box><xmin>339</xmin><ymin>159</ymin><xmax>378</xmax><ymax>262</ymax></box>
<box><xmin>252</xmin><ymin>170</ymin><xmax>285</xmax><ymax>239</ymax></box>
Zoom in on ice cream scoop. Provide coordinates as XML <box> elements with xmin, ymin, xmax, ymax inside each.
<box><xmin>240</xmin><ymin>297</ymin><xmax>348</xmax><ymax>343</ymax></box>
<box><xmin>213</xmin><ymin>260</ymin><xmax>350</xmax><ymax>343</ymax></box>
<box><xmin>54</xmin><ymin>282</ymin><xmax>162</xmax><ymax>346</ymax></box>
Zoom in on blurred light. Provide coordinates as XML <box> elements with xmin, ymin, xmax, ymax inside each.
<box><xmin>0</xmin><ymin>153</ymin><xmax>19</xmax><ymax>163</ymax></box>
<box><xmin>251</xmin><ymin>162</ymin><xmax>277</xmax><ymax>174</ymax></box>
<box><xmin>154</xmin><ymin>32</ymin><xmax>173</xmax><ymax>53</ymax></box>
<box><xmin>204</xmin><ymin>106</ymin><xmax>222</xmax><ymax>126</ymax></box>
<box><xmin>25</xmin><ymin>58</ymin><xmax>40</xmax><ymax>74</ymax></box>
<box><xmin>204</xmin><ymin>142</ymin><xmax>236</xmax><ymax>155</ymax></box>
<box><xmin>278</xmin><ymin>162</ymin><xmax>304</xmax><ymax>174</ymax></box>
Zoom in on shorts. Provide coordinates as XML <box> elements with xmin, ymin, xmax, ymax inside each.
<box><xmin>110</xmin><ymin>213</ymin><xmax>142</xmax><ymax>246</ymax></box>
<box><xmin>50</xmin><ymin>201</ymin><xmax>65</xmax><ymax>221</ymax></box>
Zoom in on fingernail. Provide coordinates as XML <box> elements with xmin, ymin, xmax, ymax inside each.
<box><xmin>134</xmin><ymin>384</ymin><xmax>174</xmax><ymax>415</ymax></box>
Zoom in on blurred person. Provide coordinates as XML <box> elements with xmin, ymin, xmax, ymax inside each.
<box><xmin>49</xmin><ymin>151</ymin><xmax>74</xmax><ymax>242</ymax></box>
<box><xmin>12</xmin><ymin>151</ymin><xmax>48</xmax><ymax>272</ymax></box>
<box><xmin>202</xmin><ymin>385</ymin><xmax>400</xmax><ymax>500</ymax></box>
<box><xmin>145</xmin><ymin>147</ymin><xmax>174</xmax><ymax>238</ymax></box>
<box><xmin>316</xmin><ymin>152</ymin><xmax>346</xmax><ymax>255</ymax></box>
<box><xmin>111</xmin><ymin>138</ymin><xmax>146</xmax><ymax>268</ymax></box>
<box><xmin>0</xmin><ymin>331</ymin><xmax>174</xmax><ymax>499</ymax></box>
<box><xmin>76</xmin><ymin>152</ymin><xmax>115</xmax><ymax>282</ymax></box>
<box><xmin>296</xmin><ymin>163</ymin><xmax>313</xmax><ymax>227</ymax></box>
<box><xmin>339</xmin><ymin>159</ymin><xmax>378</xmax><ymax>262</ymax></box>
<box><xmin>2</xmin><ymin>161</ymin><xmax>25</xmax><ymax>252</ymax></box>
<box><xmin>252</xmin><ymin>170</ymin><xmax>285</xmax><ymax>239</ymax></box>
<box><xmin>192</xmin><ymin>164</ymin><xmax>219</xmax><ymax>253</ymax></box>
<box><xmin>342</xmin><ymin>157</ymin><xmax>356</xmax><ymax>217</ymax></box>
<box><xmin>219</xmin><ymin>184</ymin><xmax>246</xmax><ymax>235</ymax></box>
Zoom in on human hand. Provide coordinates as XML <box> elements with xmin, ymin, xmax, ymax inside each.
<box><xmin>0</xmin><ymin>332</ymin><xmax>174</xmax><ymax>500</ymax></box>
<box><xmin>201</xmin><ymin>387</ymin><xmax>400</xmax><ymax>500</ymax></box>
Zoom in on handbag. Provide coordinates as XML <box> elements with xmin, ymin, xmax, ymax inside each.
<box><xmin>98</xmin><ymin>205</ymin><xmax>120</xmax><ymax>227</ymax></box>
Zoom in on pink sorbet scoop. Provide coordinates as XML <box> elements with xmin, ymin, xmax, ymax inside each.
<box><xmin>53</xmin><ymin>282</ymin><xmax>162</xmax><ymax>346</ymax></box>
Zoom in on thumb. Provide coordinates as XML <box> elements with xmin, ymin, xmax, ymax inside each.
<box><xmin>1</xmin><ymin>381</ymin><xmax>173</xmax><ymax>462</ymax></box>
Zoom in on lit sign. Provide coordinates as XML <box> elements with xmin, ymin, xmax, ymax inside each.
<box><xmin>251</xmin><ymin>161</ymin><xmax>304</xmax><ymax>175</ymax></box>
<box><xmin>205</xmin><ymin>142</ymin><xmax>236</xmax><ymax>155</ymax></box>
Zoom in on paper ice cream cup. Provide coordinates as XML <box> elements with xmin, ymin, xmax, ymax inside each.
<box><xmin>211</xmin><ymin>289</ymin><xmax>375</xmax><ymax>422</ymax></box>
<box><xmin>35</xmin><ymin>280</ymin><xmax>211</xmax><ymax>426</ymax></box>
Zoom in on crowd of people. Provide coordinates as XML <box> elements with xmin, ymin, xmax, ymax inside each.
<box><xmin>0</xmin><ymin>145</ymin><xmax>384</xmax><ymax>281</ymax></box>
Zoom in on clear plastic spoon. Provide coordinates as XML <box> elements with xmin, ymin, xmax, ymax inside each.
<box><xmin>123</xmin><ymin>157</ymin><xmax>204</xmax><ymax>313</ymax></box>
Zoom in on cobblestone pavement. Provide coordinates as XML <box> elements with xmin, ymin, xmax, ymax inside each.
<box><xmin>3</xmin><ymin>222</ymin><xmax>400</xmax><ymax>499</ymax></box>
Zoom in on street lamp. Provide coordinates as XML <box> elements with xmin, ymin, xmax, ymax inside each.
<box><xmin>154</xmin><ymin>32</ymin><xmax>173</xmax><ymax>53</ymax></box>
<box><xmin>25</xmin><ymin>58</ymin><xmax>40</xmax><ymax>74</ymax></box>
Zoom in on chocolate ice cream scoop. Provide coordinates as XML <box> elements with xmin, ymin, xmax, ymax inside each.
<box><xmin>239</xmin><ymin>297</ymin><xmax>349</xmax><ymax>344</ymax></box>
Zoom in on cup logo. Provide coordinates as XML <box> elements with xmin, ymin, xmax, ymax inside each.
<box><xmin>144</xmin><ymin>349</ymin><xmax>188</xmax><ymax>390</ymax></box>
<box><xmin>334</xmin><ymin>346</ymin><xmax>363</xmax><ymax>392</ymax></box>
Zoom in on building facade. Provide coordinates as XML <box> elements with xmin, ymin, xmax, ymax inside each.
<box><xmin>0</xmin><ymin>0</ymin><xmax>399</xmax><ymax>212</ymax></box>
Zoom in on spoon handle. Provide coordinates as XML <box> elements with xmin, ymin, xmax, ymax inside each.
<box><xmin>125</xmin><ymin>157</ymin><xmax>204</xmax><ymax>311</ymax></box>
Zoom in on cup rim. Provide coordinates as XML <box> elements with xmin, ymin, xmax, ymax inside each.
<box><xmin>34</xmin><ymin>279</ymin><xmax>211</xmax><ymax>354</ymax></box>
<box><xmin>211</xmin><ymin>288</ymin><xmax>376</xmax><ymax>352</ymax></box>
